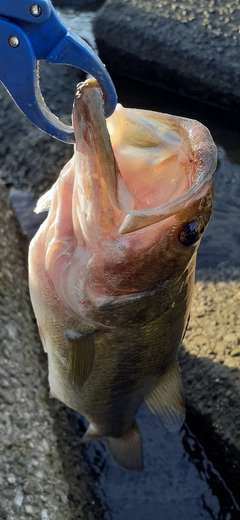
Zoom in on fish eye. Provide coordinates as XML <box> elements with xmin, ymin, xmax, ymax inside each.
<box><xmin>178</xmin><ymin>220</ymin><xmax>205</xmax><ymax>246</ymax></box>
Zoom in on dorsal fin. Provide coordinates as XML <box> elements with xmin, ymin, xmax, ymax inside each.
<box><xmin>65</xmin><ymin>329</ymin><xmax>95</xmax><ymax>391</ymax></box>
<box><xmin>145</xmin><ymin>360</ymin><xmax>185</xmax><ymax>432</ymax></box>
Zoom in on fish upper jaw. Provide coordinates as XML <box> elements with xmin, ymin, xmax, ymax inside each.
<box><xmin>72</xmin><ymin>79</ymin><xmax>132</xmax><ymax>243</ymax></box>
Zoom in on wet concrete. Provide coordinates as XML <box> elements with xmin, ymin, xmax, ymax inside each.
<box><xmin>84</xmin><ymin>408</ymin><xmax>239</xmax><ymax>520</ymax></box>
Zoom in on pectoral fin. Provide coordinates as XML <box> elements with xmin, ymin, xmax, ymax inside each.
<box><xmin>65</xmin><ymin>329</ymin><xmax>95</xmax><ymax>391</ymax></box>
<box><xmin>145</xmin><ymin>360</ymin><xmax>185</xmax><ymax>432</ymax></box>
<box><xmin>34</xmin><ymin>184</ymin><xmax>55</xmax><ymax>213</ymax></box>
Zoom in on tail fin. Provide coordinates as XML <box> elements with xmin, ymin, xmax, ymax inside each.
<box><xmin>107</xmin><ymin>421</ymin><xmax>143</xmax><ymax>472</ymax></box>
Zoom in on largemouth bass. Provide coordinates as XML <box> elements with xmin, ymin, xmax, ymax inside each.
<box><xmin>29</xmin><ymin>79</ymin><xmax>216</xmax><ymax>471</ymax></box>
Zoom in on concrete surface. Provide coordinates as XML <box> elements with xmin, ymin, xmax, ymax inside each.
<box><xmin>0</xmin><ymin>182</ymin><xmax>104</xmax><ymax>519</ymax></box>
<box><xmin>94</xmin><ymin>0</ymin><xmax>240</xmax><ymax>112</ymax></box>
<box><xmin>0</xmin><ymin>0</ymin><xmax>239</xmax><ymax>513</ymax></box>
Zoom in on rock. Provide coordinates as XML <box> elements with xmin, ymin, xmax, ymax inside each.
<box><xmin>56</xmin><ymin>489</ymin><xmax>68</xmax><ymax>504</ymax></box>
<box><xmin>41</xmin><ymin>439</ymin><xmax>50</xmax><ymax>453</ymax></box>
<box><xmin>25</xmin><ymin>505</ymin><xmax>35</xmax><ymax>516</ymax></box>
<box><xmin>23</xmin><ymin>480</ymin><xmax>43</xmax><ymax>496</ymax></box>
<box><xmin>223</xmin><ymin>332</ymin><xmax>239</xmax><ymax>344</ymax></box>
<box><xmin>13</xmin><ymin>487</ymin><xmax>24</xmax><ymax>512</ymax></box>
<box><xmin>41</xmin><ymin>511</ymin><xmax>49</xmax><ymax>520</ymax></box>
<box><xmin>7</xmin><ymin>474</ymin><xmax>16</xmax><ymax>485</ymax></box>
<box><xmin>0</xmin><ymin>389</ymin><xmax>15</xmax><ymax>405</ymax></box>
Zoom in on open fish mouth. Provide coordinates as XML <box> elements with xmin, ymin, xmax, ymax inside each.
<box><xmin>72</xmin><ymin>79</ymin><xmax>217</xmax><ymax>236</ymax></box>
<box><xmin>107</xmin><ymin>103</ymin><xmax>217</xmax><ymax>234</ymax></box>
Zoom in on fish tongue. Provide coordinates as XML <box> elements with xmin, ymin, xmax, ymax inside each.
<box><xmin>72</xmin><ymin>79</ymin><xmax>126</xmax><ymax>240</ymax></box>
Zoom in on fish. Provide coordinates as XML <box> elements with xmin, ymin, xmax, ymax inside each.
<box><xmin>28</xmin><ymin>78</ymin><xmax>217</xmax><ymax>471</ymax></box>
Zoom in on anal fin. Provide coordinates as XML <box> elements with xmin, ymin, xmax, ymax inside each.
<box><xmin>145</xmin><ymin>360</ymin><xmax>185</xmax><ymax>432</ymax></box>
<box><xmin>65</xmin><ymin>329</ymin><xmax>95</xmax><ymax>391</ymax></box>
<box><xmin>108</xmin><ymin>421</ymin><xmax>143</xmax><ymax>472</ymax></box>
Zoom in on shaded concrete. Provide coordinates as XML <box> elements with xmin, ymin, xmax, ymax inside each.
<box><xmin>94</xmin><ymin>0</ymin><xmax>240</xmax><ymax>112</ymax></box>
